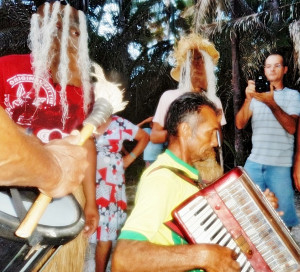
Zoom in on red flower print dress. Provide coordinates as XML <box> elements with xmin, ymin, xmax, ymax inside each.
<box><xmin>90</xmin><ymin>115</ymin><xmax>139</xmax><ymax>242</ymax></box>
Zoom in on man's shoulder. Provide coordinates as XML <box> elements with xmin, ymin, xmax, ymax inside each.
<box><xmin>159</xmin><ymin>89</ymin><xmax>184</xmax><ymax>99</ymax></box>
<box><xmin>281</xmin><ymin>87</ymin><xmax>300</xmax><ymax>101</ymax></box>
<box><xmin>156</xmin><ymin>89</ymin><xmax>184</xmax><ymax>111</ymax></box>
<box><xmin>162</xmin><ymin>88</ymin><xmax>183</xmax><ymax>93</ymax></box>
<box><xmin>284</xmin><ymin>87</ymin><xmax>299</xmax><ymax>94</ymax></box>
<box><xmin>153</xmin><ymin>89</ymin><xmax>183</xmax><ymax>125</ymax></box>
<box><xmin>142</xmin><ymin>151</ymin><xmax>198</xmax><ymax>182</ymax></box>
<box><xmin>141</xmin><ymin>153</ymin><xmax>175</xmax><ymax>179</ymax></box>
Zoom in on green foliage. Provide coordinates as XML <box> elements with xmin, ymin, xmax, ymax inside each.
<box><xmin>0</xmin><ymin>0</ymin><xmax>32</xmax><ymax>56</ymax></box>
<box><xmin>87</xmin><ymin>0</ymin><xmax>191</xmax><ymax>125</ymax></box>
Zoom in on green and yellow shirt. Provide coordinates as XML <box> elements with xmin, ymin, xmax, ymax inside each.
<box><xmin>119</xmin><ymin>149</ymin><xmax>204</xmax><ymax>272</ymax></box>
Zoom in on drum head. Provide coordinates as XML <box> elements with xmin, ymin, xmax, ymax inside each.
<box><xmin>0</xmin><ymin>188</ymin><xmax>85</xmax><ymax>245</ymax></box>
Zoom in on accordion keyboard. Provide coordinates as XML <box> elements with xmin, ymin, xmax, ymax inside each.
<box><xmin>218</xmin><ymin>178</ymin><xmax>299</xmax><ymax>272</ymax></box>
<box><xmin>177</xmin><ymin>195</ymin><xmax>254</xmax><ymax>272</ymax></box>
<box><xmin>173</xmin><ymin>167</ymin><xmax>300</xmax><ymax>272</ymax></box>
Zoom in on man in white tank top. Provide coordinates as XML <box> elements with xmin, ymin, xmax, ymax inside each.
<box><xmin>151</xmin><ymin>33</ymin><xmax>226</xmax><ymax>181</ymax></box>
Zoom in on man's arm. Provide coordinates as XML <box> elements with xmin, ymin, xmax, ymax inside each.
<box><xmin>268</xmin><ymin>105</ymin><xmax>298</xmax><ymax>135</ymax></box>
<box><xmin>137</xmin><ymin>116</ymin><xmax>153</xmax><ymax>127</ymax></box>
<box><xmin>253</xmin><ymin>88</ymin><xmax>298</xmax><ymax>134</ymax></box>
<box><xmin>235</xmin><ymin>99</ymin><xmax>253</xmax><ymax>129</ymax></box>
<box><xmin>112</xmin><ymin>239</ymin><xmax>240</xmax><ymax>272</ymax></box>
<box><xmin>0</xmin><ymin>107</ymin><xmax>88</xmax><ymax>197</ymax></box>
<box><xmin>150</xmin><ymin>122</ymin><xmax>168</xmax><ymax>144</ymax></box>
<box><xmin>235</xmin><ymin>80</ymin><xmax>254</xmax><ymax>129</ymax></box>
<box><xmin>249</xmin><ymin>82</ymin><xmax>299</xmax><ymax>134</ymax></box>
<box><xmin>150</xmin><ymin>90</ymin><xmax>170</xmax><ymax>144</ymax></box>
<box><xmin>293</xmin><ymin>120</ymin><xmax>300</xmax><ymax>191</ymax></box>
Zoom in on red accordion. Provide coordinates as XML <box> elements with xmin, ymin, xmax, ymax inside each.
<box><xmin>171</xmin><ymin>167</ymin><xmax>300</xmax><ymax>272</ymax></box>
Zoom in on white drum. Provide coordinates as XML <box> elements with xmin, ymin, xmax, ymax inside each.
<box><xmin>0</xmin><ymin>187</ymin><xmax>85</xmax><ymax>272</ymax></box>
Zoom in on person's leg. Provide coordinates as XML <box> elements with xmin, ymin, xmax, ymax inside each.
<box><xmin>244</xmin><ymin>160</ymin><xmax>266</xmax><ymax>191</ymax></box>
<box><xmin>265</xmin><ymin>165</ymin><xmax>299</xmax><ymax>227</ymax></box>
<box><xmin>95</xmin><ymin>240</ymin><xmax>112</xmax><ymax>272</ymax></box>
<box><xmin>95</xmin><ymin>199</ymin><xmax>112</xmax><ymax>272</ymax></box>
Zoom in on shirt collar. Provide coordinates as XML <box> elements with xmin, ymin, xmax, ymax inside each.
<box><xmin>165</xmin><ymin>149</ymin><xmax>198</xmax><ymax>176</ymax></box>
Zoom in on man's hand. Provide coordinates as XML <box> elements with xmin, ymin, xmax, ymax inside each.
<box><xmin>197</xmin><ymin>244</ymin><xmax>240</xmax><ymax>272</ymax></box>
<box><xmin>263</xmin><ymin>188</ymin><xmax>284</xmax><ymax>216</ymax></box>
<box><xmin>252</xmin><ymin>84</ymin><xmax>276</xmax><ymax>107</ymax></box>
<box><xmin>40</xmin><ymin>132</ymin><xmax>88</xmax><ymax>198</ymax></box>
<box><xmin>150</xmin><ymin>122</ymin><xmax>168</xmax><ymax>144</ymax></box>
<box><xmin>263</xmin><ymin>188</ymin><xmax>278</xmax><ymax>209</ymax></box>
<box><xmin>245</xmin><ymin>80</ymin><xmax>256</xmax><ymax>100</ymax></box>
<box><xmin>235</xmin><ymin>80</ymin><xmax>255</xmax><ymax>129</ymax></box>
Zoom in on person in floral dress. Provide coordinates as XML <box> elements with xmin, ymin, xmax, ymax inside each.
<box><xmin>90</xmin><ymin>115</ymin><xmax>149</xmax><ymax>272</ymax></box>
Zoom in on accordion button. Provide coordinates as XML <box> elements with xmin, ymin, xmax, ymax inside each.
<box><xmin>247</xmin><ymin>249</ymin><xmax>253</xmax><ymax>256</ymax></box>
<box><xmin>215</xmin><ymin>205</ymin><xmax>221</xmax><ymax>210</ymax></box>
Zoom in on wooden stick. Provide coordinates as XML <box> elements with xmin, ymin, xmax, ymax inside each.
<box><xmin>15</xmin><ymin>193</ymin><xmax>52</xmax><ymax>238</ymax></box>
<box><xmin>15</xmin><ymin>123</ymin><xmax>96</xmax><ymax>238</ymax></box>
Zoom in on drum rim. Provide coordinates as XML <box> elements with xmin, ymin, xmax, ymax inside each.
<box><xmin>0</xmin><ymin>189</ymin><xmax>85</xmax><ymax>245</ymax></box>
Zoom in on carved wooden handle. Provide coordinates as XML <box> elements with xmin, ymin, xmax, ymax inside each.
<box><xmin>15</xmin><ymin>193</ymin><xmax>52</xmax><ymax>238</ymax></box>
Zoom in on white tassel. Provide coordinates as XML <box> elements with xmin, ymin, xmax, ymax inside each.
<box><xmin>91</xmin><ymin>62</ymin><xmax>128</xmax><ymax>113</ymax></box>
<box><xmin>82</xmin><ymin>63</ymin><xmax>128</xmax><ymax>132</ymax></box>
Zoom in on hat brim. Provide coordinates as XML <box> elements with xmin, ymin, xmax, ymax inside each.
<box><xmin>170</xmin><ymin>67</ymin><xmax>180</xmax><ymax>81</ymax></box>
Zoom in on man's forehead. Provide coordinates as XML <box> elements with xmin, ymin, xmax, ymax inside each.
<box><xmin>265</xmin><ymin>54</ymin><xmax>283</xmax><ymax>64</ymax></box>
<box><xmin>198</xmin><ymin>105</ymin><xmax>219</xmax><ymax>123</ymax></box>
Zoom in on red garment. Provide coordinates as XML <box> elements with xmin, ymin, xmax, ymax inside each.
<box><xmin>0</xmin><ymin>54</ymin><xmax>89</xmax><ymax>142</ymax></box>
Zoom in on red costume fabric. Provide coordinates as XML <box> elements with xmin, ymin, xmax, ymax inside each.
<box><xmin>0</xmin><ymin>54</ymin><xmax>88</xmax><ymax>142</ymax></box>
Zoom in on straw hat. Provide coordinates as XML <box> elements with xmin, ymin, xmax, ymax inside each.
<box><xmin>170</xmin><ymin>33</ymin><xmax>220</xmax><ymax>81</ymax></box>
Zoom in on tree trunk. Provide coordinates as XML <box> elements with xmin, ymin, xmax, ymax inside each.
<box><xmin>230</xmin><ymin>0</ymin><xmax>246</xmax><ymax>166</ymax></box>
<box><xmin>231</xmin><ymin>31</ymin><xmax>245</xmax><ymax>166</ymax></box>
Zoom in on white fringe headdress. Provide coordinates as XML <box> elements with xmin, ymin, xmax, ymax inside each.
<box><xmin>29</xmin><ymin>2</ymin><xmax>91</xmax><ymax>127</ymax></box>
<box><xmin>171</xmin><ymin>32</ymin><xmax>220</xmax><ymax>98</ymax></box>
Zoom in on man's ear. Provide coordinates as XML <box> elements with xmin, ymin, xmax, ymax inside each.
<box><xmin>178</xmin><ymin>122</ymin><xmax>192</xmax><ymax>138</ymax></box>
<box><xmin>284</xmin><ymin>66</ymin><xmax>288</xmax><ymax>75</ymax></box>
<box><xmin>216</xmin><ymin>109</ymin><xmax>222</xmax><ymax>124</ymax></box>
